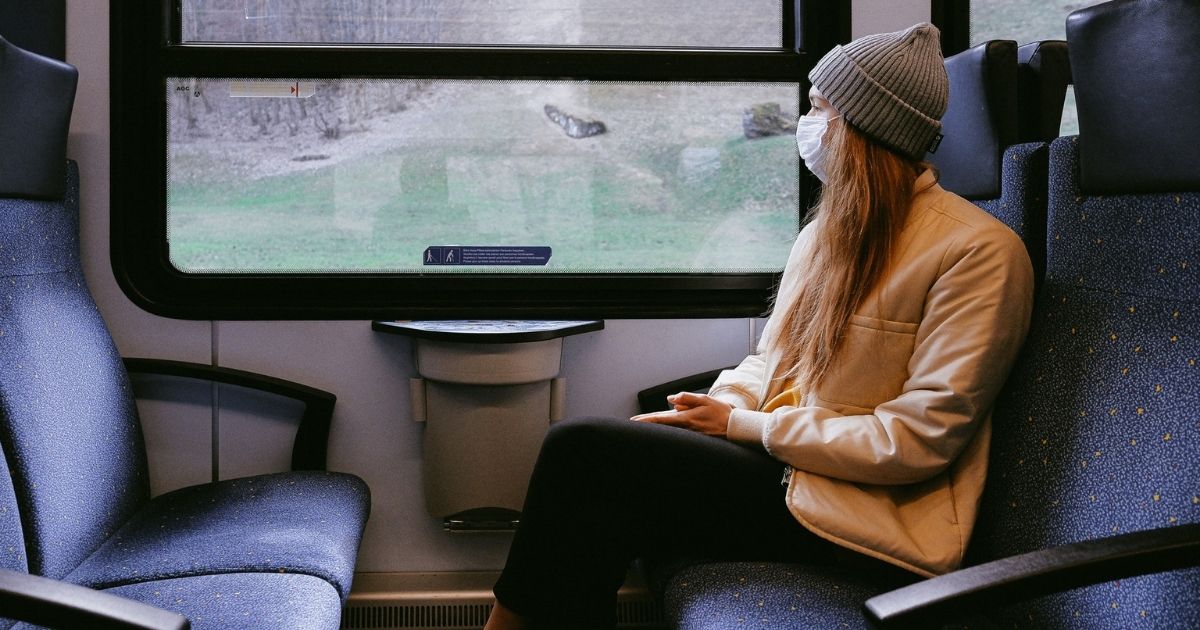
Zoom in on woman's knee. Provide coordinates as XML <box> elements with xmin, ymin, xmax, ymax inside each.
<box><xmin>524</xmin><ymin>417</ymin><xmax>632</xmax><ymax>497</ymax></box>
<box><xmin>541</xmin><ymin>416</ymin><xmax>627</xmax><ymax>458</ymax></box>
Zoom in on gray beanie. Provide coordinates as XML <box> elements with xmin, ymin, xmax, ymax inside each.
<box><xmin>809</xmin><ymin>22</ymin><xmax>948</xmax><ymax>161</ymax></box>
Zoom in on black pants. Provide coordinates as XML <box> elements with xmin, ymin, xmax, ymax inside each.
<box><xmin>492</xmin><ymin>416</ymin><xmax>845</xmax><ymax>629</ymax></box>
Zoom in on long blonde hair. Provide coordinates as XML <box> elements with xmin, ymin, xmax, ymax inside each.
<box><xmin>771</xmin><ymin>118</ymin><xmax>927</xmax><ymax>397</ymax></box>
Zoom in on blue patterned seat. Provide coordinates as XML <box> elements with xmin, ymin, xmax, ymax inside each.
<box><xmin>932</xmin><ymin>38</ymin><xmax>1060</xmax><ymax>286</ymax></box>
<box><xmin>972</xmin><ymin>141</ymin><xmax>1047</xmax><ymax>285</ymax></box>
<box><xmin>64</xmin><ymin>472</ymin><xmax>366</xmax><ymax>598</ymax></box>
<box><xmin>931</xmin><ymin>40</ymin><xmax>1019</xmax><ymax>203</ymax></box>
<box><xmin>944</xmin><ymin>1</ymin><xmax>1200</xmax><ymax>619</ymax></box>
<box><xmin>863</xmin><ymin>2</ymin><xmax>1200</xmax><ymax>626</ymax></box>
<box><xmin>661</xmin><ymin>5</ymin><xmax>1200</xmax><ymax>620</ymax></box>
<box><xmin>0</xmin><ymin>163</ymin><xmax>370</xmax><ymax>629</ymax></box>
<box><xmin>663</xmin><ymin>562</ymin><xmax>912</xmax><ymax>629</ymax></box>
<box><xmin>0</xmin><ymin>442</ymin><xmax>29</xmax><ymax>604</ymax></box>
<box><xmin>97</xmin><ymin>573</ymin><xmax>344</xmax><ymax>629</ymax></box>
<box><xmin>948</xmin><ymin>133</ymin><xmax>1200</xmax><ymax>628</ymax></box>
<box><xmin>8</xmin><ymin>574</ymin><xmax>343</xmax><ymax>630</ymax></box>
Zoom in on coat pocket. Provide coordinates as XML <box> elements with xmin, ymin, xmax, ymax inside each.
<box><xmin>814</xmin><ymin>315</ymin><xmax>918</xmax><ymax>410</ymax></box>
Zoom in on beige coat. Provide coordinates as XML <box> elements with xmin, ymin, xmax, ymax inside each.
<box><xmin>713</xmin><ymin>170</ymin><xmax>1034</xmax><ymax>577</ymax></box>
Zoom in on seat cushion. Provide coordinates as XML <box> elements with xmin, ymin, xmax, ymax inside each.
<box><xmin>10</xmin><ymin>572</ymin><xmax>343</xmax><ymax>630</ymax></box>
<box><xmin>664</xmin><ymin>562</ymin><xmax>911</xmax><ymax>629</ymax></box>
<box><xmin>65</xmin><ymin>471</ymin><xmax>369</xmax><ymax>600</ymax></box>
<box><xmin>106</xmin><ymin>573</ymin><xmax>342</xmax><ymax>630</ymax></box>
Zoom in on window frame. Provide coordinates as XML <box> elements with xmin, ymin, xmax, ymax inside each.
<box><xmin>111</xmin><ymin>1</ymin><xmax>851</xmax><ymax>320</ymax></box>
<box><xmin>931</xmin><ymin>0</ymin><xmax>971</xmax><ymax>57</ymax></box>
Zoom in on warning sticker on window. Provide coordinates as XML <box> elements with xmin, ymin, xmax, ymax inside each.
<box><xmin>229</xmin><ymin>81</ymin><xmax>315</xmax><ymax>98</ymax></box>
<box><xmin>423</xmin><ymin>246</ymin><xmax>552</xmax><ymax>266</ymax></box>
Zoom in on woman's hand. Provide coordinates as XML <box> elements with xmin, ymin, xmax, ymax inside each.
<box><xmin>631</xmin><ymin>392</ymin><xmax>733</xmax><ymax>438</ymax></box>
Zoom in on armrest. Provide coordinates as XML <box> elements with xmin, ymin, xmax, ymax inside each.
<box><xmin>0</xmin><ymin>569</ymin><xmax>189</xmax><ymax>630</ymax></box>
<box><xmin>636</xmin><ymin>367</ymin><xmax>733</xmax><ymax>414</ymax></box>
<box><xmin>123</xmin><ymin>358</ymin><xmax>336</xmax><ymax>471</ymax></box>
<box><xmin>863</xmin><ymin>523</ymin><xmax>1200</xmax><ymax>629</ymax></box>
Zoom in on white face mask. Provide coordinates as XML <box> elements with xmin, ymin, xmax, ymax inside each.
<box><xmin>795</xmin><ymin>115</ymin><xmax>840</xmax><ymax>183</ymax></box>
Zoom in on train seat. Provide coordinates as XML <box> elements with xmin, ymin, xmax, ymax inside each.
<box><xmin>1015</xmin><ymin>40</ymin><xmax>1071</xmax><ymax>145</ymax></box>
<box><xmin>651</xmin><ymin>14</ymin><xmax>1195</xmax><ymax>623</ymax></box>
<box><xmin>930</xmin><ymin>39</ymin><xmax>1019</xmax><ymax>203</ymax></box>
<box><xmin>63</xmin><ymin>470</ymin><xmax>366</xmax><ymax>605</ymax></box>
<box><xmin>932</xmin><ymin>38</ymin><xmax>1066</xmax><ymax>288</ymax></box>
<box><xmin>930</xmin><ymin>0</ymin><xmax>1200</xmax><ymax>625</ymax></box>
<box><xmin>0</xmin><ymin>160</ymin><xmax>370</xmax><ymax>629</ymax></box>
<box><xmin>865</xmin><ymin>1</ymin><xmax>1200</xmax><ymax>620</ymax></box>
<box><xmin>0</xmin><ymin>36</ymin><xmax>370</xmax><ymax>629</ymax></box>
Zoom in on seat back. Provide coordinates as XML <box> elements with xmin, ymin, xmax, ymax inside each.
<box><xmin>0</xmin><ymin>440</ymin><xmax>28</xmax><ymax>630</ymax></box>
<box><xmin>930</xmin><ymin>39</ymin><xmax>1052</xmax><ymax>285</ymax></box>
<box><xmin>928</xmin><ymin>40</ymin><xmax>1018</xmax><ymax>201</ymax></box>
<box><xmin>1069</xmin><ymin>0</ymin><xmax>1200</xmax><ymax>195</ymax></box>
<box><xmin>0</xmin><ymin>446</ymin><xmax>26</xmax><ymax>575</ymax></box>
<box><xmin>0</xmin><ymin>36</ymin><xmax>76</xmax><ymax>199</ymax></box>
<box><xmin>0</xmin><ymin>84</ymin><xmax>151</xmax><ymax>582</ymax></box>
<box><xmin>0</xmin><ymin>35</ymin><xmax>82</xmax><ymax>630</ymax></box>
<box><xmin>1016</xmin><ymin>40</ymin><xmax>1070</xmax><ymax>143</ymax></box>
<box><xmin>968</xmin><ymin>1</ymin><xmax>1200</xmax><ymax>624</ymax></box>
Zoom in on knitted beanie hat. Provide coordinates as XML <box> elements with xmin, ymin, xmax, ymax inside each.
<box><xmin>809</xmin><ymin>22</ymin><xmax>948</xmax><ymax>161</ymax></box>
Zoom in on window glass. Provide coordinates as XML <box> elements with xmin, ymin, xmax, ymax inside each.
<box><xmin>969</xmin><ymin>0</ymin><xmax>1106</xmax><ymax>136</ymax></box>
<box><xmin>167</xmin><ymin>78</ymin><xmax>802</xmax><ymax>273</ymax></box>
<box><xmin>183</xmin><ymin>0</ymin><xmax>784</xmax><ymax>48</ymax></box>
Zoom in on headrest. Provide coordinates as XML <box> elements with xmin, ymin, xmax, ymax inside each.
<box><xmin>0</xmin><ymin>36</ymin><xmax>78</xmax><ymax>199</ymax></box>
<box><xmin>927</xmin><ymin>40</ymin><xmax>1017</xmax><ymax>200</ymax></box>
<box><xmin>0</xmin><ymin>2</ymin><xmax>66</xmax><ymax>61</ymax></box>
<box><xmin>1016</xmin><ymin>40</ymin><xmax>1070</xmax><ymax>143</ymax></box>
<box><xmin>1068</xmin><ymin>0</ymin><xmax>1200</xmax><ymax>194</ymax></box>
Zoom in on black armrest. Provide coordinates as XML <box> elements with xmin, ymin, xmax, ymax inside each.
<box><xmin>0</xmin><ymin>569</ymin><xmax>189</xmax><ymax>630</ymax></box>
<box><xmin>123</xmin><ymin>358</ymin><xmax>336</xmax><ymax>471</ymax></box>
<box><xmin>636</xmin><ymin>367</ymin><xmax>733</xmax><ymax>414</ymax></box>
<box><xmin>863</xmin><ymin>523</ymin><xmax>1200</xmax><ymax>629</ymax></box>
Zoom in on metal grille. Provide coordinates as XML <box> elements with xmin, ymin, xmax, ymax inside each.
<box><xmin>342</xmin><ymin>599</ymin><xmax>666</xmax><ymax>629</ymax></box>
<box><xmin>342</xmin><ymin>602</ymin><xmax>492</xmax><ymax>629</ymax></box>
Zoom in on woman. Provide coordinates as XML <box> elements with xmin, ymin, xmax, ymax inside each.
<box><xmin>486</xmin><ymin>23</ymin><xmax>1034</xmax><ymax>629</ymax></box>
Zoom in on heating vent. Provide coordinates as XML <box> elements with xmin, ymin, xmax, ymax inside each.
<box><xmin>342</xmin><ymin>602</ymin><xmax>492</xmax><ymax>629</ymax></box>
<box><xmin>342</xmin><ymin>600</ymin><xmax>665</xmax><ymax>629</ymax></box>
<box><xmin>615</xmin><ymin>599</ymin><xmax>667</xmax><ymax>626</ymax></box>
<box><xmin>343</xmin><ymin>571</ymin><xmax>666</xmax><ymax>629</ymax></box>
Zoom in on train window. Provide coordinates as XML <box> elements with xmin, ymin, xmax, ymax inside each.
<box><xmin>168</xmin><ymin>78</ymin><xmax>798</xmax><ymax>275</ymax></box>
<box><xmin>182</xmin><ymin>0</ymin><xmax>783</xmax><ymax>48</ymax></box>
<box><xmin>111</xmin><ymin>2</ymin><xmax>849</xmax><ymax>319</ymax></box>
<box><xmin>969</xmin><ymin>0</ymin><xmax>1106</xmax><ymax>136</ymax></box>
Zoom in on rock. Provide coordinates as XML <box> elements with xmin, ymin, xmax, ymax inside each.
<box><xmin>742</xmin><ymin>102</ymin><xmax>797</xmax><ymax>139</ymax></box>
<box><xmin>544</xmin><ymin>105</ymin><xmax>607</xmax><ymax>139</ymax></box>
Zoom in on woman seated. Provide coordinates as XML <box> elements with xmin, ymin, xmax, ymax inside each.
<box><xmin>487</xmin><ymin>22</ymin><xmax>1035</xmax><ymax>630</ymax></box>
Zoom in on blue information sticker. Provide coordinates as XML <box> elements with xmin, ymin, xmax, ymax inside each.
<box><xmin>422</xmin><ymin>246</ymin><xmax>552</xmax><ymax>266</ymax></box>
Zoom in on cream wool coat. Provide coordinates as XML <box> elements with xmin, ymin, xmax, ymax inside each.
<box><xmin>713</xmin><ymin>170</ymin><xmax>1034</xmax><ymax>577</ymax></box>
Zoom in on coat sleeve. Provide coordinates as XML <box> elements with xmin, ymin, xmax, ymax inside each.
<box><xmin>726</xmin><ymin>227</ymin><xmax>1034</xmax><ymax>485</ymax></box>
<box><xmin>707</xmin><ymin>343</ymin><xmax>769</xmax><ymax>410</ymax></box>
